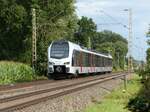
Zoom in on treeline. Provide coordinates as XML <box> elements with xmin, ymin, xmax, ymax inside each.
<box><xmin>74</xmin><ymin>17</ymin><xmax>127</xmax><ymax>69</ymax></box>
<box><xmin>0</xmin><ymin>0</ymin><xmax>127</xmax><ymax>74</ymax></box>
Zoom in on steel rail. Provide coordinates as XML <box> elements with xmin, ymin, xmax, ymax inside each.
<box><xmin>0</xmin><ymin>71</ymin><xmax>127</xmax><ymax>93</ymax></box>
<box><xmin>0</xmin><ymin>72</ymin><xmax>124</xmax><ymax>103</ymax></box>
<box><xmin>0</xmin><ymin>73</ymin><xmax>113</xmax><ymax>95</ymax></box>
<box><xmin>0</xmin><ymin>80</ymin><xmax>54</xmax><ymax>92</ymax></box>
<box><xmin>0</xmin><ymin>72</ymin><xmax>127</xmax><ymax>103</ymax></box>
<box><xmin>0</xmin><ymin>72</ymin><xmax>128</xmax><ymax>112</ymax></box>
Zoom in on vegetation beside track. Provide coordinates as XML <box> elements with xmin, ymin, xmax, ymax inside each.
<box><xmin>82</xmin><ymin>74</ymin><xmax>141</xmax><ymax>112</ymax></box>
<box><xmin>0</xmin><ymin>0</ymin><xmax>128</xmax><ymax>75</ymax></box>
<box><xmin>127</xmin><ymin>48</ymin><xmax>150</xmax><ymax>112</ymax></box>
<box><xmin>0</xmin><ymin>61</ymin><xmax>43</xmax><ymax>85</ymax></box>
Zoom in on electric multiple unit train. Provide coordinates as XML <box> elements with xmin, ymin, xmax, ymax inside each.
<box><xmin>48</xmin><ymin>40</ymin><xmax>113</xmax><ymax>79</ymax></box>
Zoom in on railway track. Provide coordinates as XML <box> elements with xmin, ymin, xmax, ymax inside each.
<box><xmin>0</xmin><ymin>72</ymin><xmax>128</xmax><ymax>112</ymax></box>
<box><xmin>0</xmin><ymin>74</ymin><xmax>120</xmax><ymax>98</ymax></box>
<box><xmin>0</xmin><ymin>71</ymin><xmax>127</xmax><ymax>93</ymax></box>
<box><xmin>0</xmin><ymin>72</ymin><xmax>125</xmax><ymax>97</ymax></box>
<box><xmin>0</xmin><ymin>79</ymin><xmax>55</xmax><ymax>92</ymax></box>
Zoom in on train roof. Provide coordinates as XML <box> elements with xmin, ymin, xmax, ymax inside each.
<box><xmin>49</xmin><ymin>40</ymin><xmax>112</xmax><ymax>59</ymax></box>
<box><xmin>68</xmin><ymin>41</ymin><xmax>113</xmax><ymax>59</ymax></box>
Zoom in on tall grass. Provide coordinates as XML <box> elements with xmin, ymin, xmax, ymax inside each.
<box><xmin>83</xmin><ymin>74</ymin><xmax>141</xmax><ymax>112</ymax></box>
<box><xmin>0</xmin><ymin>61</ymin><xmax>36</xmax><ymax>85</ymax></box>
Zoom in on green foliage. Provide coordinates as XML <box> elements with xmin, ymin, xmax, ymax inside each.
<box><xmin>83</xmin><ymin>75</ymin><xmax>141</xmax><ymax>112</ymax></box>
<box><xmin>35</xmin><ymin>0</ymin><xmax>77</xmax><ymax>74</ymax></box>
<box><xmin>0</xmin><ymin>0</ymin><xmax>77</xmax><ymax>75</ymax></box>
<box><xmin>138</xmin><ymin>48</ymin><xmax>150</xmax><ymax>81</ymax></box>
<box><xmin>128</xmin><ymin>96</ymin><xmax>149</xmax><ymax>112</ymax></box>
<box><xmin>0</xmin><ymin>0</ymin><xmax>30</xmax><ymax>60</ymax></box>
<box><xmin>0</xmin><ymin>0</ymin><xmax>127</xmax><ymax>75</ymax></box>
<box><xmin>127</xmin><ymin>77</ymin><xmax>150</xmax><ymax>112</ymax></box>
<box><xmin>94</xmin><ymin>31</ymin><xmax>128</xmax><ymax>70</ymax></box>
<box><xmin>146</xmin><ymin>48</ymin><xmax>150</xmax><ymax>65</ymax></box>
<box><xmin>114</xmin><ymin>41</ymin><xmax>128</xmax><ymax>69</ymax></box>
<box><xmin>94</xmin><ymin>30</ymin><xmax>127</xmax><ymax>45</ymax></box>
<box><xmin>127</xmin><ymin>47</ymin><xmax>150</xmax><ymax>112</ymax></box>
<box><xmin>96</xmin><ymin>42</ymin><xmax>113</xmax><ymax>53</ymax></box>
<box><xmin>0</xmin><ymin>61</ymin><xmax>36</xmax><ymax>84</ymax></box>
<box><xmin>74</xmin><ymin>16</ymin><xmax>97</xmax><ymax>48</ymax></box>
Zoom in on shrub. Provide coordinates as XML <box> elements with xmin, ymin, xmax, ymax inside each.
<box><xmin>128</xmin><ymin>96</ymin><xmax>149</xmax><ymax>112</ymax></box>
<box><xmin>127</xmin><ymin>67</ymin><xmax>150</xmax><ymax>112</ymax></box>
<box><xmin>0</xmin><ymin>61</ymin><xmax>36</xmax><ymax>84</ymax></box>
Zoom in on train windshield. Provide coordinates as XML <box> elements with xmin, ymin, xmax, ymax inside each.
<box><xmin>50</xmin><ymin>41</ymin><xmax>69</xmax><ymax>59</ymax></box>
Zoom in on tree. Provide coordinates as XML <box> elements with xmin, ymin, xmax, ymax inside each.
<box><xmin>0</xmin><ymin>0</ymin><xmax>29</xmax><ymax>60</ymax></box>
<box><xmin>93</xmin><ymin>30</ymin><xmax>127</xmax><ymax>46</ymax></box>
<box><xmin>35</xmin><ymin>0</ymin><xmax>77</xmax><ymax>74</ymax></box>
<box><xmin>0</xmin><ymin>0</ymin><xmax>128</xmax><ymax>73</ymax></box>
<box><xmin>93</xmin><ymin>31</ymin><xmax>128</xmax><ymax>69</ymax></box>
<box><xmin>74</xmin><ymin>16</ymin><xmax>97</xmax><ymax>48</ymax></box>
<box><xmin>114</xmin><ymin>41</ymin><xmax>127</xmax><ymax>69</ymax></box>
<box><xmin>0</xmin><ymin>0</ymin><xmax>77</xmax><ymax>74</ymax></box>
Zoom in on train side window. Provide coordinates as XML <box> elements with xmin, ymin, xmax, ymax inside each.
<box><xmin>101</xmin><ymin>57</ymin><xmax>103</xmax><ymax>67</ymax></box>
<box><xmin>83</xmin><ymin>53</ymin><xmax>86</xmax><ymax>67</ymax></box>
<box><xmin>72</xmin><ymin>50</ymin><xmax>75</xmax><ymax>66</ymax></box>
<box><xmin>96</xmin><ymin>55</ymin><xmax>98</xmax><ymax>67</ymax></box>
<box><xmin>90</xmin><ymin>54</ymin><xmax>92</xmax><ymax>67</ymax></box>
<box><xmin>98</xmin><ymin>56</ymin><xmax>100</xmax><ymax>67</ymax></box>
<box><xmin>95</xmin><ymin>55</ymin><xmax>97</xmax><ymax>67</ymax></box>
<box><xmin>87</xmin><ymin>53</ymin><xmax>89</xmax><ymax>67</ymax></box>
<box><xmin>72</xmin><ymin>50</ymin><xmax>77</xmax><ymax>66</ymax></box>
<box><xmin>85</xmin><ymin>53</ymin><xmax>87</xmax><ymax>67</ymax></box>
<box><xmin>107</xmin><ymin>58</ymin><xmax>109</xmax><ymax>67</ymax></box>
<box><xmin>91</xmin><ymin>54</ymin><xmax>93</xmax><ymax>66</ymax></box>
<box><xmin>77</xmin><ymin>51</ymin><xmax>80</xmax><ymax>66</ymax></box>
<box><xmin>86</xmin><ymin>53</ymin><xmax>88</xmax><ymax>67</ymax></box>
<box><xmin>72</xmin><ymin>50</ymin><xmax>80</xmax><ymax>67</ymax></box>
<box><xmin>103</xmin><ymin>57</ymin><xmax>104</xmax><ymax>67</ymax></box>
<box><xmin>99</xmin><ymin>56</ymin><xmax>101</xmax><ymax>67</ymax></box>
<box><xmin>93</xmin><ymin>55</ymin><xmax>95</xmax><ymax>66</ymax></box>
<box><xmin>82</xmin><ymin>52</ymin><xmax>84</xmax><ymax>66</ymax></box>
<box><xmin>85</xmin><ymin>52</ymin><xmax>88</xmax><ymax>67</ymax></box>
<box><xmin>106</xmin><ymin>58</ymin><xmax>108</xmax><ymax>67</ymax></box>
<box><xmin>103</xmin><ymin>58</ymin><xmax>105</xmax><ymax>67</ymax></box>
<box><xmin>108</xmin><ymin>59</ymin><xmax>110</xmax><ymax>67</ymax></box>
<box><xmin>83</xmin><ymin>52</ymin><xmax>86</xmax><ymax>67</ymax></box>
<box><xmin>98</xmin><ymin>56</ymin><xmax>99</xmax><ymax>67</ymax></box>
<box><xmin>110</xmin><ymin>59</ymin><xmax>112</xmax><ymax>67</ymax></box>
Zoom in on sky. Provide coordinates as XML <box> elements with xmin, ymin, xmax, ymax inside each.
<box><xmin>75</xmin><ymin>0</ymin><xmax>150</xmax><ymax>61</ymax></box>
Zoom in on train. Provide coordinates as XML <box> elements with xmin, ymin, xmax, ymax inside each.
<box><xmin>48</xmin><ymin>40</ymin><xmax>113</xmax><ymax>79</ymax></box>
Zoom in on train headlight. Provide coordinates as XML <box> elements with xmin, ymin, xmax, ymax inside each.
<box><xmin>49</xmin><ymin>62</ymin><xmax>55</xmax><ymax>65</ymax></box>
<box><xmin>64</xmin><ymin>62</ymin><xmax>70</xmax><ymax>65</ymax></box>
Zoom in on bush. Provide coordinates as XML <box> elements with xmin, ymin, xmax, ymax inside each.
<box><xmin>0</xmin><ymin>61</ymin><xmax>36</xmax><ymax>84</ymax></box>
<box><xmin>128</xmin><ymin>96</ymin><xmax>149</xmax><ymax>112</ymax></box>
<box><xmin>127</xmin><ymin>67</ymin><xmax>150</xmax><ymax>112</ymax></box>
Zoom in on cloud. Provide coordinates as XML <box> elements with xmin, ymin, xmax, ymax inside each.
<box><xmin>75</xmin><ymin>0</ymin><xmax>116</xmax><ymax>17</ymax></box>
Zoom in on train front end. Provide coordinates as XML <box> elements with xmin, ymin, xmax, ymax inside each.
<box><xmin>48</xmin><ymin>40</ymin><xmax>71</xmax><ymax>78</ymax></box>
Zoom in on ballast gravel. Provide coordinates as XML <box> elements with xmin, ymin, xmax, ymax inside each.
<box><xmin>14</xmin><ymin>76</ymin><xmax>129</xmax><ymax>112</ymax></box>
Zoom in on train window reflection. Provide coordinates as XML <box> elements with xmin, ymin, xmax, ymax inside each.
<box><xmin>50</xmin><ymin>42</ymin><xmax>69</xmax><ymax>59</ymax></box>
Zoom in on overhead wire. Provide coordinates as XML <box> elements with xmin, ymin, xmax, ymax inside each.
<box><xmin>97</xmin><ymin>10</ymin><xmax>129</xmax><ymax>29</ymax></box>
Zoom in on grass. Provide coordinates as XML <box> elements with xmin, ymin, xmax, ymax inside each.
<box><xmin>83</xmin><ymin>74</ymin><xmax>141</xmax><ymax>112</ymax></box>
<box><xmin>0</xmin><ymin>61</ymin><xmax>46</xmax><ymax>85</ymax></box>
